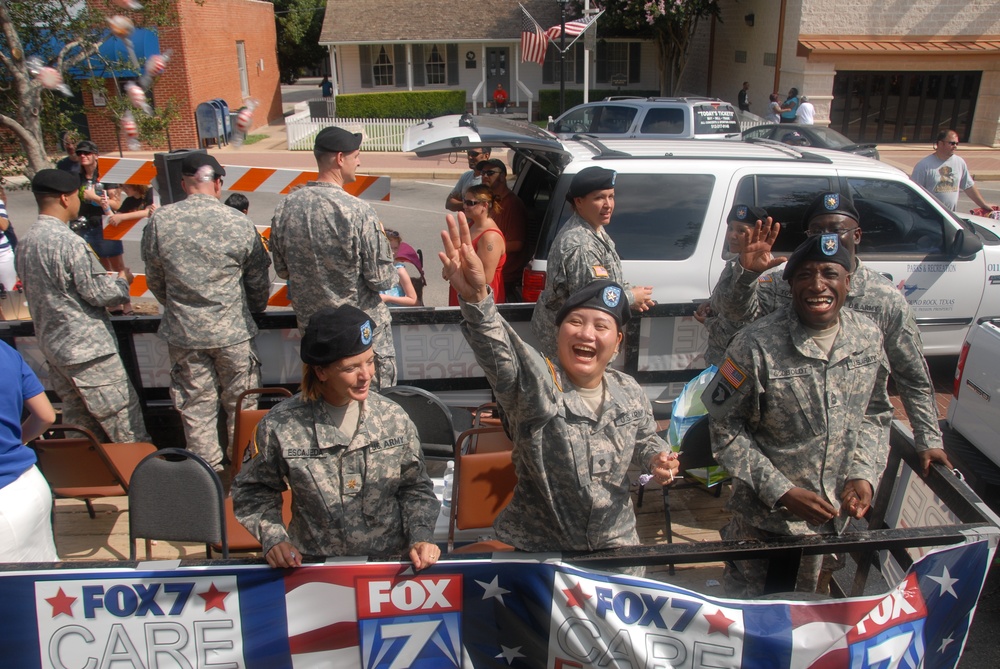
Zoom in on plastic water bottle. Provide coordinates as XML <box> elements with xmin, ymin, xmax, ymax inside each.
<box><xmin>442</xmin><ymin>460</ymin><xmax>454</xmax><ymax>508</ymax></box>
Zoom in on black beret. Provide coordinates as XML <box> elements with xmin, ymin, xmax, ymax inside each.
<box><xmin>555</xmin><ymin>280</ymin><xmax>631</xmax><ymax>329</ymax></box>
<box><xmin>782</xmin><ymin>233</ymin><xmax>853</xmax><ymax>281</ymax></box>
<box><xmin>180</xmin><ymin>152</ymin><xmax>225</xmax><ymax>178</ymax></box>
<box><xmin>32</xmin><ymin>169</ymin><xmax>80</xmax><ymax>195</ymax></box>
<box><xmin>301</xmin><ymin>305</ymin><xmax>374</xmax><ymax>365</ymax></box>
<box><xmin>803</xmin><ymin>192</ymin><xmax>859</xmax><ymax>227</ymax></box>
<box><xmin>75</xmin><ymin>140</ymin><xmax>99</xmax><ymax>154</ymax></box>
<box><xmin>727</xmin><ymin>203</ymin><xmax>769</xmax><ymax>225</ymax></box>
<box><xmin>566</xmin><ymin>166</ymin><xmax>616</xmax><ymax>201</ymax></box>
<box><xmin>314</xmin><ymin>126</ymin><xmax>362</xmax><ymax>153</ymax></box>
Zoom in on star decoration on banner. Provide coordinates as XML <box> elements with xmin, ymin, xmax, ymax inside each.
<box><xmin>928</xmin><ymin>566</ymin><xmax>959</xmax><ymax>599</ymax></box>
<box><xmin>45</xmin><ymin>588</ymin><xmax>77</xmax><ymax>618</ymax></box>
<box><xmin>704</xmin><ymin>608</ymin><xmax>735</xmax><ymax>637</ymax></box>
<box><xmin>562</xmin><ymin>582</ymin><xmax>591</xmax><ymax>609</ymax></box>
<box><xmin>938</xmin><ymin>634</ymin><xmax>955</xmax><ymax>653</ymax></box>
<box><xmin>477</xmin><ymin>575</ymin><xmax>511</xmax><ymax>605</ymax></box>
<box><xmin>496</xmin><ymin>645</ymin><xmax>525</xmax><ymax>664</ymax></box>
<box><xmin>198</xmin><ymin>583</ymin><xmax>230</xmax><ymax>612</ymax></box>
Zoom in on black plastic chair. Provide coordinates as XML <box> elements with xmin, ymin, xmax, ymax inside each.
<box><xmin>381</xmin><ymin>385</ymin><xmax>463</xmax><ymax>459</ymax></box>
<box><xmin>128</xmin><ymin>448</ymin><xmax>228</xmax><ymax>560</ymax></box>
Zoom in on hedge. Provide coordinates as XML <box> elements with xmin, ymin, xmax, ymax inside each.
<box><xmin>539</xmin><ymin>89</ymin><xmax>661</xmax><ymax>119</ymax></box>
<box><xmin>335</xmin><ymin>90</ymin><xmax>467</xmax><ymax>119</ymax></box>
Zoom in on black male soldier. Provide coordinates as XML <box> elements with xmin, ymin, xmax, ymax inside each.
<box><xmin>714</xmin><ymin>192</ymin><xmax>950</xmax><ymax>476</ymax></box>
<box><xmin>706</xmin><ymin>230</ymin><xmax>892</xmax><ymax>597</ymax></box>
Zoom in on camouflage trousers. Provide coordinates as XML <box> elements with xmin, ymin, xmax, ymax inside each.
<box><xmin>48</xmin><ymin>353</ymin><xmax>150</xmax><ymax>443</ymax></box>
<box><xmin>169</xmin><ymin>340</ymin><xmax>261</xmax><ymax>471</ymax></box>
<box><xmin>373</xmin><ymin>321</ymin><xmax>396</xmax><ymax>391</ymax></box>
<box><xmin>720</xmin><ymin>514</ymin><xmax>829</xmax><ymax>599</ymax></box>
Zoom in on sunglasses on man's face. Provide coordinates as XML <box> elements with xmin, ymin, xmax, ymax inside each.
<box><xmin>468</xmin><ymin>151</ymin><xmax>485</xmax><ymax>158</ymax></box>
<box><xmin>480</xmin><ymin>170</ymin><xmax>501</xmax><ymax>177</ymax></box>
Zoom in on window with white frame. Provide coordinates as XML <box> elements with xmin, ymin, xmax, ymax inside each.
<box><xmin>604</xmin><ymin>43</ymin><xmax>629</xmax><ymax>81</ymax></box>
<box><xmin>372</xmin><ymin>46</ymin><xmax>394</xmax><ymax>86</ymax></box>
<box><xmin>426</xmin><ymin>45</ymin><xmax>446</xmax><ymax>85</ymax></box>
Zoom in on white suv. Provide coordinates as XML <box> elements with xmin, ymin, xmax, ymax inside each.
<box><xmin>404</xmin><ymin>114</ymin><xmax>1000</xmax><ymax>357</ymax></box>
<box><xmin>548</xmin><ymin>97</ymin><xmax>741</xmax><ymax>141</ymax></box>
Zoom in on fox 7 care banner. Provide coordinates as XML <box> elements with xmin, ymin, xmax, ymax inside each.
<box><xmin>0</xmin><ymin>539</ymin><xmax>992</xmax><ymax>668</ymax></box>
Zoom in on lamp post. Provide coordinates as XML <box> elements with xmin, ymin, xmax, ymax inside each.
<box><xmin>558</xmin><ymin>0</ymin><xmax>568</xmax><ymax>115</ymax></box>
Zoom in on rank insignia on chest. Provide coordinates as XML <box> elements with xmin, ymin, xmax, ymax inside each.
<box><xmin>344</xmin><ymin>472</ymin><xmax>362</xmax><ymax>494</ymax></box>
<box><xmin>592</xmin><ymin>265</ymin><xmax>609</xmax><ymax>278</ymax></box>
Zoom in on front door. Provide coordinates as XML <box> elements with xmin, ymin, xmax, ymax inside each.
<box><xmin>486</xmin><ymin>48</ymin><xmax>510</xmax><ymax>106</ymax></box>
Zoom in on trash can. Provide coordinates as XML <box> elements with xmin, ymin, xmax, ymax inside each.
<box><xmin>153</xmin><ymin>148</ymin><xmax>207</xmax><ymax>205</ymax></box>
<box><xmin>212</xmin><ymin>99</ymin><xmax>231</xmax><ymax>140</ymax></box>
<box><xmin>195</xmin><ymin>102</ymin><xmax>224</xmax><ymax>148</ymax></box>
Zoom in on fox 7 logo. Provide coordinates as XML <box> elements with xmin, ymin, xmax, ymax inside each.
<box><xmin>355</xmin><ymin>575</ymin><xmax>463</xmax><ymax>669</ymax></box>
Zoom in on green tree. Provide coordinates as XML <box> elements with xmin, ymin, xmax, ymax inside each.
<box><xmin>272</xmin><ymin>0</ymin><xmax>326</xmax><ymax>84</ymax></box>
<box><xmin>596</xmin><ymin>0</ymin><xmax>722</xmax><ymax>95</ymax></box>
<box><xmin>0</xmin><ymin>0</ymin><xmax>173</xmax><ymax>176</ymax></box>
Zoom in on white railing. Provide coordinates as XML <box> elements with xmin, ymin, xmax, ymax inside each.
<box><xmin>286</xmin><ymin>112</ymin><xmax>412</xmax><ymax>152</ymax></box>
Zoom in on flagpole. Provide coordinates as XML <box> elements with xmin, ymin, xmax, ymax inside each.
<box><xmin>558</xmin><ymin>0</ymin><xmax>568</xmax><ymax>114</ymax></box>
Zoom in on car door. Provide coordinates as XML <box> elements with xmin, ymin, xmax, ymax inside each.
<box><xmin>840</xmin><ymin>174</ymin><xmax>985</xmax><ymax>355</ymax></box>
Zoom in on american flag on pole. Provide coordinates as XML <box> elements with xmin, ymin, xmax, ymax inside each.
<box><xmin>520</xmin><ymin>4</ymin><xmax>549</xmax><ymax>66</ymax></box>
<box><xmin>545</xmin><ymin>10</ymin><xmax>603</xmax><ymax>45</ymax></box>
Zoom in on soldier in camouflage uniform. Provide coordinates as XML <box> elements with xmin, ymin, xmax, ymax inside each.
<box><xmin>233</xmin><ymin>305</ymin><xmax>440</xmax><ymax>570</ymax></box>
<box><xmin>706</xmin><ymin>227</ymin><xmax>893</xmax><ymax>598</ymax></box>
<box><xmin>697</xmin><ymin>203</ymin><xmax>765</xmax><ymax>366</ymax></box>
<box><xmin>713</xmin><ymin>192</ymin><xmax>950</xmax><ymax>476</ymax></box>
<box><xmin>443</xmin><ymin>214</ymin><xmax>678</xmax><ymax>568</ymax></box>
<box><xmin>531</xmin><ymin>167</ymin><xmax>655</xmax><ymax>358</ymax></box>
<box><xmin>270</xmin><ymin>126</ymin><xmax>398</xmax><ymax>389</ymax></box>
<box><xmin>141</xmin><ymin>154</ymin><xmax>271</xmax><ymax>471</ymax></box>
<box><xmin>16</xmin><ymin>170</ymin><xmax>149</xmax><ymax>443</ymax></box>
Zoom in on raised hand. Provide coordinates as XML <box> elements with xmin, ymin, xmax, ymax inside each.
<box><xmin>439</xmin><ymin>212</ymin><xmax>488</xmax><ymax>303</ymax></box>
<box><xmin>738</xmin><ymin>217</ymin><xmax>788</xmax><ymax>274</ymax></box>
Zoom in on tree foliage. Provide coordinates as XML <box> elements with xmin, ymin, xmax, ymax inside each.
<box><xmin>593</xmin><ymin>0</ymin><xmax>721</xmax><ymax>95</ymax></box>
<box><xmin>271</xmin><ymin>0</ymin><xmax>326</xmax><ymax>84</ymax></box>
<box><xmin>0</xmin><ymin>0</ymin><xmax>175</xmax><ymax>176</ymax></box>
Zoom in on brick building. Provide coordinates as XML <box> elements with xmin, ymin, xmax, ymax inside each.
<box><xmin>83</xmin><ymin>0</ymin><xmax>282</xmax><ymax>152</ymax></box>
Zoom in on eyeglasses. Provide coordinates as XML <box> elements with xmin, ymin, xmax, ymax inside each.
<box><xmin>467</xmin><ymin>151</ymin><xmax>485</xmax><ymax>158</ymax></box>
<box><xmin>807</xmin><ymin>227</ymin><xmax>858</xmax><ymax>237</ymax></box>
<box><xmin>480</xmin><ymin>170</ymin><xmax>501</xmax><ymax>177</ymax></box>
<box><xmin>76</xmin><ymin>151</ymin><xmax>94</xmax><ymax>156</ymax></box>
<box><xmin>463</xmin><ymin>199</ymin><xmax>484</xmax><ymax>207</ymax></box>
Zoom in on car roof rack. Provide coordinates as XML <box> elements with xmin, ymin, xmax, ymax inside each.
<box><xmin>569</xmin><ymin>134</ymin><xmax>631</xmax><ymax>158</ymax></box>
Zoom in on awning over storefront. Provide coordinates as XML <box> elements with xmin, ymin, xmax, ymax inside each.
<box><xmin>798</xmin><ymin>36</ymin><xmax>1000</xmax><ymax>58</ymax></box>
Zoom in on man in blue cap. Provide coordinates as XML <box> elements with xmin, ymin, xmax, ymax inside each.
<box><xmin>270</xmin><ymin>126</ymin><xmax>398</xmax><ymax>389</ymax></box>
<box><xmin>705</xmin><ymin>231</ymin><xmax>893</xmax><ymax>597</ymax></box>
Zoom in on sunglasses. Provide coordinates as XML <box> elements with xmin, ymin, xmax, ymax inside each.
<box><xmin>480</xmin><ymin>169</ymin><xmax>501</xmax><ymax>177</ymax></box>
<box><xmin>76</xmin><ymin>151</ymin><xmax>94</xmax><ymax>156</ymax></box>
<box><xmin>467</xmin><ymin>151</ymin><xmax>485</xmax><ymax>158</ymax></box>
<box><xmin>463</xmin><ymin>199</ymin><xmax>484</xmax><ymax>207</ymax></box>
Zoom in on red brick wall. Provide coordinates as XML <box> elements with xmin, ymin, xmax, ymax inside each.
<box><xmin>84</xmin><ymin>0</ymin><xmax>282</xmax><ymax>153</ymax></box>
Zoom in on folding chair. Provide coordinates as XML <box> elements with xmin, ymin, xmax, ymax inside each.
<box><xmin>31</xmin><ymin>424</ymin><xmax>130</xmax><ymax>518</ymax></box>
<box><xmin>381</xmin><ymin>385</ymin><xmax>460</xmax><ymax>459</ymax></box>
<box><xmin>219</xmin><ymin>387</ymin><xmax>292</xmax><ymax>554</ymax></box>
<box><xmin>455</xmin><ymin>426</ymin><xmax>513</xmax><ymax>455</ymax></box>
<box><xmin>129</xmin><ymin>448</ymin><xmax>228</xmax><ymax>560</ymax></box>
<box><xmin>447</xmin><ymin>446</ymin><xmax>517</xmax><ymax>553</ymax></box>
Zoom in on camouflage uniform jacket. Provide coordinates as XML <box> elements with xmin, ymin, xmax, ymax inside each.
<box><xmin>705</xmin><ymin>306</ymin><xmax>892</xmax><ymax>536</ymax></box>
<box><xmin>270</xmin><ymin>181</ymin><xmax>396</xmax><ymax>330</ymax></box>
<box><xmin>462</xmin><ymin>292</ymin><xmax>665</xmax><ymax>552</ymax></box>
<box><xmin>704</xmin><ymin>257</ymin><xmax>749</xmax><ymax>367</ymax></box>
<box><xmin>15</xmin><ymin>215</ymin><xmax>129</xmax><ymax>366</ymax></box>
<box><xmin>232</xmin><ymin>392</ymin><xmax>439</xmax><ymax>557</ymax></box>
<box><xmin>714</xmin><ymin>259</ymin><xmax>942</xmax><ymax>452</ymax></box>
<box><xmin>141</xmin><ymin>194</ymin><xmax>270</xmax><ymax>349</ymax></box>
<box><xmin>530</xmin><ymin>213</ymin><xmax>636</xmax><ymax>356</ymax></box>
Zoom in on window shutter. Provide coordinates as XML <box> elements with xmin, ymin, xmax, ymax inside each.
<box><xmin>447</xmin><ymin>44</ymin><xmax>458</xmax><ymax>85</ymax></box>
<box><xmin>360</xmin><ymin>45</ymin><xmax>373</xmax><ymax>88</ymax></box>
<box><xmin>542</xmin><ymin>44</ymin><xmax>554</xmax><ymax>84</ymax></box>
<box><xmin>412</xmin><ymin>45</ymin><xmax>425</xmax><ymax>87</ymax></box>
<box><xmin>596</xmin><ymin>41</ymin><xmax>607</xmax><ymax>83</ymax></box>
<box><xmin>394</xmin><ymin>44</ymin><xmax>407</xmax><ymax>87</ymax></box>
<box><xmin>629</xmin><ymin>43</ymin><xmax>641</xmax><ymax>83</ymax></box>
<box><xmin>575</xmin><ymin>44</ymin><xmax>584</xmax><ymax>83</ymax></box>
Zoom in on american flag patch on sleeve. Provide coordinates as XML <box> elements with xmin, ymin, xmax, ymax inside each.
<box><xmin>592</xmin><ymin>265</ymin><xmax>609</xmax><ymax>278</ymax></box>
<box><xmin>720</xmin><ymin>357</ymin><xmax>747</xmax><ymax>389</ymax></box>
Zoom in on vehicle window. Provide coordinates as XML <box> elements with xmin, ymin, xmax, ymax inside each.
<box><xmin>742</xmin><ymin>126</ymin><xmax>773</xmax><ymax>141</ymax></box>
<box><xmin>640</xmin><ymin>108</ymin><xmax>684</xmax><ymax>135</ymax></box>
<box><xmin>734</xmin><ymin>175</ymin><xmax>835</xmax><ymax>252</ymax></box>
<box><xmin>809</xmin><ymin>126</ymin><xmax>852</xmax><ymax>149</ymax></box>
<box><xmin>692</xmin><ymin>105</ymin><xmax>740</xmax><ymax>134</ymax></box>
<box><xmin>554</xmin><ymin>107</ymin><xmax>597</xmax><ymax>134</ymax></box>
<box><xmin>542</xmin><ymin>173</ymin><xmax>716</xmax><ymax>261</ymax></box>
<box><xmin>593</xmin><ymin>106</ymin><xmax>638</xmax><ymax>134</ymax></box>
<box><xmin>846</xmin><ymin>177</ymin><xmax>946</xmax><ymax>254</ymax></box>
